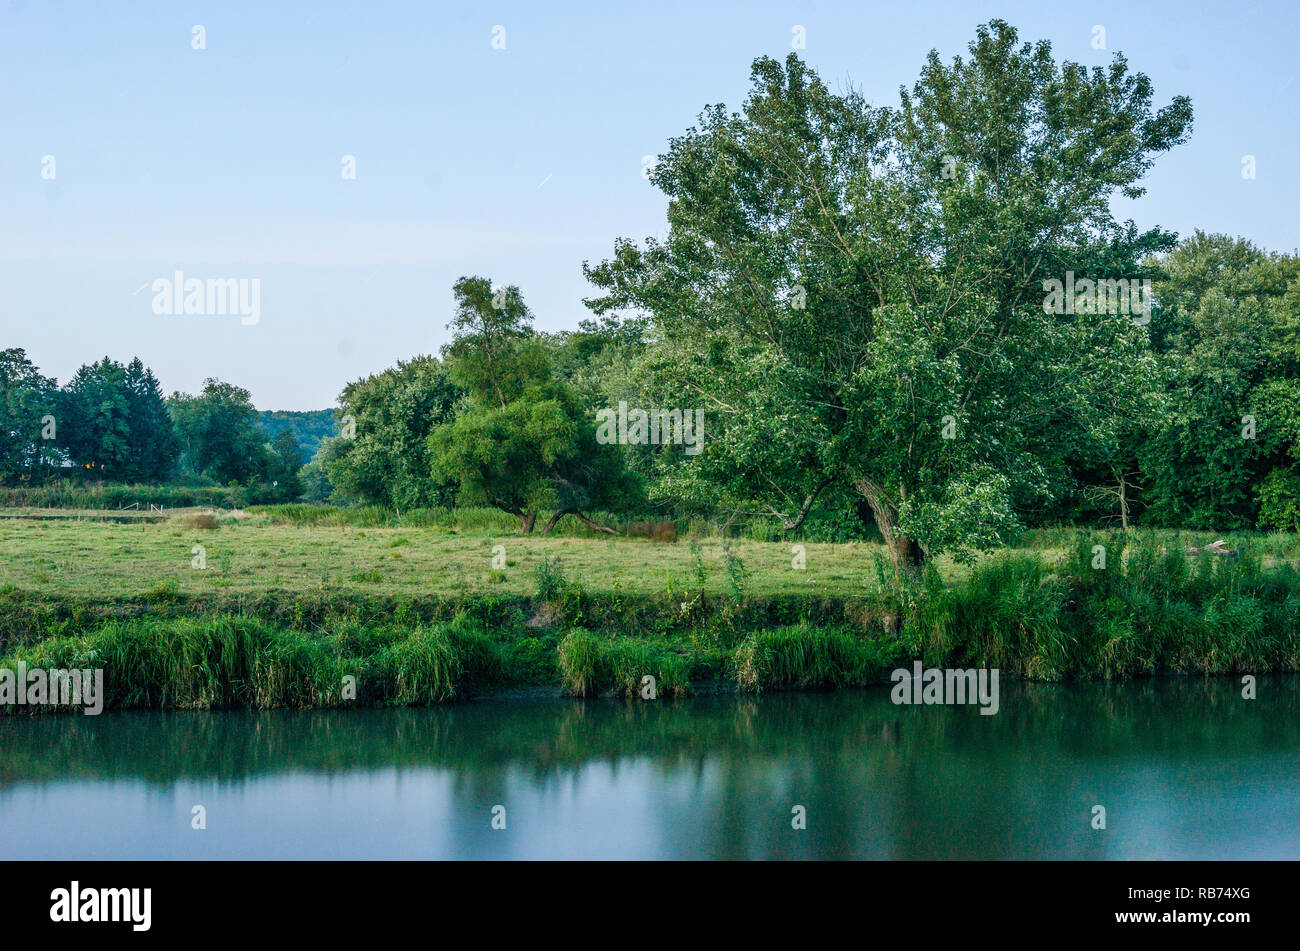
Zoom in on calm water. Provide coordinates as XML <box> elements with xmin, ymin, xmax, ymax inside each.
<box><xmin>3</xmin><ymin>677</ymin><xmax>1298</xmax><ymax>859</ymax></box>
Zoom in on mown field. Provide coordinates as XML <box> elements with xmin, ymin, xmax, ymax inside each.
<box><xmin>0</xmin><ymin>507</ymin><xmax>881</xmax><ymax>600</ymax></box>
<box><xmin>4</xmin><ymin>506</ymin><xmax>1297</xmax><ymax>601</ymax></box>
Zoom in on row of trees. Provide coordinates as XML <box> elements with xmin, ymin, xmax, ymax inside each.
<box><xmin>308</xmin><ymin>223</ymin><xmax>1300</xmax><ymax>547</ymax></box>
<box><xmin>0</xmin><ymin>351</ymin><xmax>303</xmax><ymax>501</ymax></box>
<box><xmin>315</xmin><ymin>21</ymin><xmax>1300</xmax><ymax>563</ymax></box>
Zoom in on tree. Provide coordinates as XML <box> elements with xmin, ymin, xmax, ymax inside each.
<box><xmin>1139</xmin><ymin>233</ymin><xmax>1300</xmax><ymax>528</ymax></box>
<box><xmin>169</xmin><ymin>379</ymin><xmax>269</xmax><ymax>484</ymax></box>
<box><xmin>443</xmin><ymin>276</ymin><xmax>547</xmax><ymax>409</ymax></box>
<box><xmin>0</xmin><ymin>348</ymin><xmax>59</xmax><ymax>482</ymax></box>
<box><xmin>257</xmin><ymin>409</ymin><xmax>337</xmax><ymax>461</ymax></box>
<box><xmin>431</xmin><ymin>278</ymin><xmax>635</xmax><ymax>531</ymax></box>
<box><xmin>122</xmin><ymin>358</ymin><xmax>181</xmax><ymax>481</ymax></box>
<box><xmin>57</xmin><ymin>358</ymin><xmax>132</xmax><ymax>477</ymax></box>
<box><xmin>57</xmin><ymin>356</ymin><xmax>179</xmax><ymax>481</ymax></box>
<box><xmin>431</xmin><ymin>380</ymin><xmax>635</xmax><ymax>533</ymax></box>
<box><xmin>324</xmin><ymin>356</ymin><xmax>461</xmax><ymax>509</ymax></box>
<box><xmin>265</xmin><ymin>430</ymin><xmax>303</xmax><ymax>502</ymax></box>
<box><xmin>585</xmin><ymin>20</ymin><xmax>1191</xmax><ymax>569</ymax></box>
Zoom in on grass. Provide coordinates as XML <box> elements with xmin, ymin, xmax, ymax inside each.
<box><xmin>0</xmin><ymin>507</ymin><xmax>890</xmax><ymax>601</ymax></box>
<box><xmin>557</xmin><ymin>628</ymin><xmax>694</xmax><ymax>698</ymax></box>
<box><xmin>734</xmin><ymin>623</ymin><xmax>901</xmax><ymax>691</ymax></box>
<box><xmin>900</xmin><ymin>534</ymin><xmax>1300</xmax><ymax>678</ymax></box>
<box><xmin>0</xmin><ymin>481</ymin><xmax>249</xmax><ymax>510</ymax></box>
<box><xmin>1</xmin><ymin>510</ymin><xmax>1299</xmax><ymax>710</ymax></box>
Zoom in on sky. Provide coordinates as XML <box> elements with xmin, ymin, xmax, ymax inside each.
<box><xmin>3</xmin><ymin>0</ymin><xmax>1297</xmax><ymax>409</ymax></box>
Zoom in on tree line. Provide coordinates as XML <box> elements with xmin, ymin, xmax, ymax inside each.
<box><xmin>0</xmin><ymin>351</ymin><xmax>304</xmax><ymax>502</ymax></box>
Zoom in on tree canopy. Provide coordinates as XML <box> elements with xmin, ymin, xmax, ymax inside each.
<box><xmin>585</xmin><ymin>19</ymin><xmax>1193</xmax><ymax>567</ymax></box>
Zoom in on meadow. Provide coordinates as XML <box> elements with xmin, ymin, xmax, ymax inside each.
<box><xmin>3</xmin><ymin>505</ymin><xmax>1299</xmax><ymax>710</ymax></box>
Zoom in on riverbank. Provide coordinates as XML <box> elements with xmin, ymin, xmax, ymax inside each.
<box><xmin>2</xmin><ymin>522</ymin><xmax>1299</xmax><ymax>710</ymax></box>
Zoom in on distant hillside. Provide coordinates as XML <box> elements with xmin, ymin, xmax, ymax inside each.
<box><xmin>257</xmin><ymin>409</ymin><xmax>337</xmax><ymax>461</ymax></box>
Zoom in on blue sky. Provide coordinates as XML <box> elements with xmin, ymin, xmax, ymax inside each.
<box><xmin>3</xmin><ymin>0</ymin><xmax>1297</xmax><ymax>409</ymax></box>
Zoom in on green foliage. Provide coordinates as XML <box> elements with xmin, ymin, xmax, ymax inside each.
<box><xmin>169</xmin><ymin>379</ymin><xmax>268</xmax><ymax>484</ymax></box>
<box><xmin>1259</xmin><ymin>469</ymin><xmax>1300</xmax><ymax>532</ymax></box>
<box><xmin>372</xmin><ymin>614</ymin><xmax>503</xmax><ymax>704</ymax></box>
<box><xmin>57</xmin><ymin>356</ymin><xmax>180</xmax><ymax>482</ymax></box>
<box><xmin>1</xmin><ymin>616</ymin><xmax>346</xmax><ymax>710</ymax></box>
<box><xmin>257</xmin><ymin>409</ymin><xmax>336</xmax><ymax>461</ymax></box>
<box><xmin>431</xmin><ymin>278</ymin><xmax>637</xmax><ymax>530</ymax></box>
<box><xmin>722</xmin><ymin>542</ymin><xmax>750</xmax><ymax>601</ymax></box>
<box><xmin>1139</xmin><ymin>232</ymin><xmax>1300</xmax><ymax>528</ymax></box>
<box><xmin>263</xmin><ymin>431</ymin><xmax>303</xmax><ymax>502</ymax></box>
<box><xmin>897</xmin><ymin>537</ymin><xmax>1300</xmax><ymax>678</ymax></box>
<box><xmin>0</xmin><ymin>481</ymin><xmax>254</xmax><ymax>509</ymax></box>
<box><xmin>533</xmin><ymin>556</ymin><xmax>570</xmax><ymax>602</ymax></box>
<box><xmin>733</xmin><ymin>624</ymin><xmax>897</xmax><ymax>691</ymax></box>
<box><xmin>323</xmin><ymin>355</ymin><xmax>461</xmax><ymax>509</ymax></box>
<box><xmin>585</xmin><ymin>20</ymin><xmax>1191</xmax><ymax>564</ymax></box>
<box><xmin>556</xmin><ymin>628</ymin><xmax>602</xmax><ymax>696</ymax></box>
<box><xmin>0</xmin><ymin>348</ymin><xmax>59</xmax><ymax>482</ymax></box>
<box><xmin>556</xmin><ymin>628</ymin><xmax>692</xmax><ymax>698</ymax></box>
<box><xmin>903</xmin><ymin>555</ymin><xmax>1069</xmax><ymax>678</ymax></box>
<box><xmin>442</xmin><ymin>276</ymin><xmax>549</xmax><ymax>408</ymax></box>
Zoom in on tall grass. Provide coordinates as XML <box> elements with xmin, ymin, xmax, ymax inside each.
<box><xmin>0</xmin><ymin>481</ymin><xmax>248</xmax><ymax>510</ymax></box>
<box><xmin>246</xmin><ymin>503</ymin><xmax>881</xmax><ymax>541</ymax></box>
<box><xmin>733</xmin><ymin>623</ymin><xmax>898</xmax><ymax>691</ymax></box>
<box><xmin>897</xmin><ymin>536</ymin><xmax>1300</xmax><ymax>678</ymax></box>
<box><xmin>556</xmin><ymin>629</ymin><xmax>693</xmax><ymax>698</ymax></box>
<box><xmin>0</xmin><ymin>612</ymin><xmax>514</xmax><ymax>711</ymax></box>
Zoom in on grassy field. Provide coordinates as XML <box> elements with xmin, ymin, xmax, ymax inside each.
<box><xmin>4</xmin><ymin>506</ymin><xmax>1297</xmax><ymax>602</ymax></box>
<box><xmin>0</xmin><ymin>508</ymin><xmax>888</xmax><ymax>600</ymax></box>
<box><xmin>2</xmin><ymin>507</ymin><xmax>1299</xmax><ymax>710</ymax></box>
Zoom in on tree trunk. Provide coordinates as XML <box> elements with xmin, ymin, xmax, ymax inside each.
<box><xmin>887</xmin><ymin>534</ymin><xmax>924</xmax><ymax>570</ymax></box>
<box><xmin>573</xmin><ymin>511</ymin><xmax>619</xmax><ymax>535</ymax></box>
<box><xmin>1118</xmin><ymin>475</ymin><xmax>1129</xmax><ymax>532</ymax></box>
<box><xmin>518</xmin><ymin>511</ymin><xmax>537</xmax><ymax>533</ymax></box>
<box><xmin>543</xmin><ymin>510</ymin><xmax>619</xmax><ymax>535</ymax></box>
<box><xmin>853</xmin><ymin>478</ymin><xmax>925</xmax><ymax>574</ymax></box>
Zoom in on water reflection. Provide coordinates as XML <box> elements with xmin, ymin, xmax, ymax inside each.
<box><xmin>2</xmin><ymin>677</ymin><xmax>1297</xmax><ymax>859</ymax></box>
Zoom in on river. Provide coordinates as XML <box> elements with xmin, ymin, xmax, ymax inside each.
<box><xmin>2</xmin><ymin>675</ymin><xmax>1297</xmax><ymax>859</ymax></box>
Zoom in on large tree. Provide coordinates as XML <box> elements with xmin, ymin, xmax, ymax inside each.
<box><xmin>585</xmin><ymin>20</ymin><xmax>1191</xmax><ymax>569</ymax></box>
<box><xmin>323</xmin><ymin>355</ymin><xmax>461</xmax><ymax>509</ymax></box>
<box><xmin>0</xmin><ymin>348</ymin><xmax>60</xmax><ymax>482</ymax></box>
<box><xmin>169</xmin><ymin>379</ymin><xmax>269</xmax><ymax>484</ymax></box>
<box><xmin>58</xmin><ymin>356</ymin><xmax>179</xmax><ymax>481</ymax></box>
<box><xmin>431</xmin><ymin>277</ymin><xmax>634</xmax><ymax>532</ymax></box>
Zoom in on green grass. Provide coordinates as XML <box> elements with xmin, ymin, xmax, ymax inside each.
<box><xmin>557</xmin><ymin>628</ymin><xmax>694</xmax><ymax>698</ymax></box>
<box><xmin>0</xmin><ymin>481</ymin><xmax>249</xmax><ymax>510</ymax></box>
<box><xmin>733</xmin><ymin>623</ymin><xmax>901</xmax><ymax>691</ymax></box>
<box><xmin>0</xmin><ymin>508</ymin><xmax>890</xmax><ymax>601</ymax></box>
<box><xmin>2</xmin><ymin>512</ymin><xmax>1299</xmax><ymax>710</ymax></box>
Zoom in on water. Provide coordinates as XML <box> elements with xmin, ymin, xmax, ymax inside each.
<box><xmin>3</xmin><ymin>676</ymin><xmax>1298</xmax><ymax>859</ymax></box>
